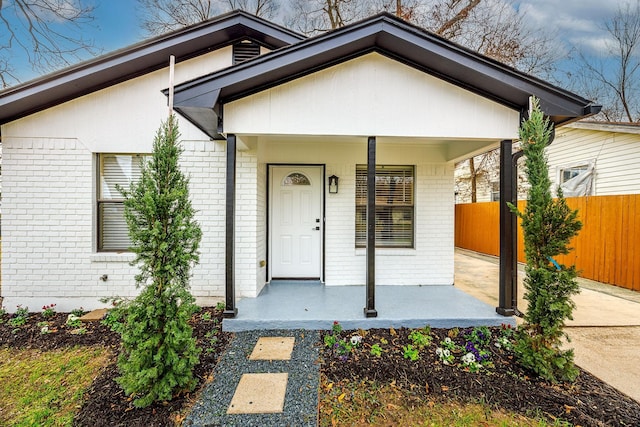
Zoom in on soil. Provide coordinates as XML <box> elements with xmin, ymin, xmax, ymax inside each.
<box><xmin>0</xmin><ymin>307</ymin><xmax>231</xmax><ymax>427</ymax></box>
<box><xmin>1</xmin><ymin>311</ymin><xmax>639</xmax><ymax>426</ymax></box>
<box><xmin>321</xmin><ymin>326</ymin><xmax>640</xmax><ymax>427</ymax></box>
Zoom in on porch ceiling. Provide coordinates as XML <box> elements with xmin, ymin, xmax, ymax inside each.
<box><xmin>240</xmin><ymin>134</ymin><xmax>498</xmax><ymax>163</ymax></box>
<box><xmin>171</xmin><ymin>13</ymin><xmax>600</xmax><ymax>140</ymax></box>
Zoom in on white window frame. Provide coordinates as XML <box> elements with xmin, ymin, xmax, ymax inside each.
<box><xmin>556</xmin><ymin>159</ymin><xmax>596</xmax><ymax>195</ymax></box>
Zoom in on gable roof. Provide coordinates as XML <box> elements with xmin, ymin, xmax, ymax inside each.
<box><xmin>0</xmin><ymin>10</ymin><xmax>303</xmax><ymax>126</ymax></box>
<box><xmin>172</xmin><ymin>13</ymin><xmax>600</xmax><ymax>139</ymax></box>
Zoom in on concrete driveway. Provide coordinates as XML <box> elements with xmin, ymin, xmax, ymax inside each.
<box><xmin>454</xmin><ymin>249</ymin><xmax>640</xmax><ymax>403</ymax></box>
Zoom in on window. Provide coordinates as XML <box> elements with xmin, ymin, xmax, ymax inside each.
<box><xmin>558</xmin><ymin>161</ymin><xmax>595</xmax><ymax>197</ymax></box>
<box><xmin>355</xmin><ymin>165</ymin><xmax>414</xmax><ymax>248</ymax></box>
<box><xmin>283</xmin><ymin>172</ymin><xmax>311</xmax><ymax>186</ymax></box>
<box><xmin>561</xmin><ymin>165</ymin><xmax>589</xmax><ymax>184</ymax></box>
<box><xmin>97</xmin><ymin>154</ymin><xmax>146</xmax><ymax>251</ymax></box>
<box><xmin>490</xmin><ymin>181</ymin><xmax>500</xmax><ymax>202</ymax></box>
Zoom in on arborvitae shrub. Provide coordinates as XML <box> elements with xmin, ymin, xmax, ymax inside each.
<box><xmin>116</xmin><ymin>115</ymin><xmax>202</xmax><ymax>407</ymax></box>
<box><xmin>510</xmin><ymin>98</ymin><xmax>582</xmax><ymax>383</ymax></box>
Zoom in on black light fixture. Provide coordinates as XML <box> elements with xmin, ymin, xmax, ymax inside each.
<box><xmin>328</xmin><ymin>175</ymin><xmax>339</xmax><ymax>194</ymax></box>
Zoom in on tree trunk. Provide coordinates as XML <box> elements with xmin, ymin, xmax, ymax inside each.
<box><xmin>469</xmin><ymin>157</ymin><xmax>477</xmax><ymax>203</ymax></box>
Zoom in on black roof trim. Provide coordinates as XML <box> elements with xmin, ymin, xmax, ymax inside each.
<box><xmin>172</xmin><ymin>13</ymin><xmax>600</xmax><ymax>139</ymax></box>
<box><xmin>0</xmin><ymin>10</ymin><xmax>303</xmax><ymax>125</ymax></box>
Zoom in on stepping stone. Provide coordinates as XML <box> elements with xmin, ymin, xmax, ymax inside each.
<box><xmin>249</xmin><ymin>336</ymin><xmax>295</xmax><ymax>360</ymax></box>
<box><xmin>227</xmin><ymin>373</ymin><xmax>288</xmax><ymax>414</ymax></box>
<box><xmin>79</xmin><ymin>308</ymin><xmax>108</xmax><ymax>322</ymax></box>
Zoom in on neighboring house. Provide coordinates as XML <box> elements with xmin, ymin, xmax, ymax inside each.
<box><xmin>548</xmin><ymin>121</ymin><xmax>640</xmax><ymax>197</ymax></box>
<box><xmin>0</xmin><ymin>11</ymin><xmax>596</xmax><ymax>314</ymax></box>
<box><xmin>454</xmin><ymin>147</ymin><xmax>529</xmax><ymax>204</ymax></box>
<box><xmin>454</xmin><ymin>150</ymin><xmax>501</xmax><ymax>203</ymax></box>
<box><xmin>454</xmin><ymin>121</ymin><xmax>640</xmax><ymax>203</ymax></box>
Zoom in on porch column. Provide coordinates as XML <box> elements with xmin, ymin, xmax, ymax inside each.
<box><xmin>497</xmin><ymin>139</ymin><xmax>516</xmax><ymax>316</ymax></box>
<box><xmin>223</xmin><ymin>134</ymin><xmax>238</xmax><ymax>318</ymax></box>
<box><xmin>364</xmin><ymin>136</ymin><xmax>378</xmax><ymax>317</ymax></box>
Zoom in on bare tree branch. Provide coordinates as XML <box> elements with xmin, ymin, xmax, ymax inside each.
<box><xmin>138</xmin><ymin>0</ymin><xmax>279</xmax><ymax>36</ymax></box>
<box><xmin>434</xmin><ymin>0</ymin><xmax>479</xmax><ymax>38</ymax></box>
<box><xmin>572</xmin><ymin>3</ymin><xmax>640</xmax><ymax>122</ymax></box>
<box><xmin>0</xmin><ymin>0</ymin><xmax>97</xmax><ymax>86</ymax></box>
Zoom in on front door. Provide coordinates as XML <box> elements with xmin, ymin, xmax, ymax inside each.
<box><xmin>269</xmin><ymin>165</ymin><xmax>323</xmax><ymax>279</ymax></box>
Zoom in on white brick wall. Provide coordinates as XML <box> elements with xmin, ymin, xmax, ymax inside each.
<box><xmin>1</xmin><ymin>137</ymin><xmax>232</xmax><ymax>312</ymax></box>
<box><xmin>2</xmin><ymin>137</ymin><xmax>139</xmax><ymax>312</ymax></box>
<box><xmin>256</xmin><ymin>161</ymin><xmax>268</xmax><ymax>294</ymax></box>
<box><xmin>324</xmin><ymin>162</ymin><xmax>455</xmax><ymax>286</ymax></box>
<box><xmin>1</xmin><ymin>135</ymin><xmax>457</xmax><ymax>313</ymax></box>
<box><xmin>261</xmin><ymin>139</ymin><xmax>456</xmax><ymax>287</ymax></box>
<box><xmin>180</xmin><ymin>140</ymin><xmax>226</xmax><ymax>300</ymax></box>
<box><xmin>235</xmin><ymin>150</ymin><xmax>259</xmax><ymax>297</ymax></box>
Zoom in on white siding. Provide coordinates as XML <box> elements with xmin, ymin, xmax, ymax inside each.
<box><xmin>2</xmin><ymin>47</ymin><xmax>233</xmax><ymax>151</ymax></box>
<box><xmin>548</xmin><ymin>126</ymin><xmax>640</xmax><ymax>196</ymax></box>
<box><xmin>225</xmin><ymin>53</ymin><xmax>520</xmax><ymax>141</ymax></box>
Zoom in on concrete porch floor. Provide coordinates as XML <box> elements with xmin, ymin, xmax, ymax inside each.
<box><xmin>222</xmin><ymin>281</ymin><xmax>515</xmax><ymax>332</ymax></box>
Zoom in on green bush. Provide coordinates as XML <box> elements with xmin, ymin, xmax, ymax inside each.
<box><xmin>116</xmin><ymin>115</ymin><xmax>202</xmax><ymax>407</ymax></box>
<box><xmin>510</xmin><ymin>98</ymin><xmax>581</xmax><ymax>383</ymax></box>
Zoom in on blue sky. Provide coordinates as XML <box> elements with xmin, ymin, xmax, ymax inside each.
<box><xmin>93</xmin><ymin>0</ymin><xmax>141</xmax><ymax>51</ymax></box>
<box><xmin>4</xmin><ymin>0</ymin><xmax>636</xmax><ymax>83</ymax></box>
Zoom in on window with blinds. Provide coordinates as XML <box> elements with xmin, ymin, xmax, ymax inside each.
<box><xmin>355</xmin><ymin>165</ymin><xmax>414</xmax><ymax>248</ymax></box>
<box><xmin>97</xmin><ymin>154</ymin><xmax>146</xmax><ymax>251</ymax></box>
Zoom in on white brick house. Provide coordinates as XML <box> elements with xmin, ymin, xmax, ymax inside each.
<box><xmin>0</xmin><ymin>11</ymin><xmax>597</xmax><ymax>316</ymax></box>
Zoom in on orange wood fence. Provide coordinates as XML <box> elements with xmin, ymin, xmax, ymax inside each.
<box><xmin>454</xmin><ymin>195</ymin><xmax>640</xmax><ymax>292</ymax></box>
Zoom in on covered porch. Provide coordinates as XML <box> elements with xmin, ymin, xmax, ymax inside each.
<box><xmin>170</xmin><ymin>13</ymin><xmax>598</xmax><ymax>322</ymax></box>
<box><xmin>222</xmin><ymin>280</ymin><xmax>512</xmax><ymax>332</ymax></box>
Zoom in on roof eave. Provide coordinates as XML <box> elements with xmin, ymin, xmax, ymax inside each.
<box><xmin>0</xmin><ymin>10</ymin><xmax>304</xmax><ymax>125</ymax></box>
<box><xmin>172</xmin><ymin>14</ymin><xmax>598</xmax><ymax>139</ymax></box>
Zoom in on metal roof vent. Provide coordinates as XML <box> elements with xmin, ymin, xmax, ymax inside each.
<box><xmin>233</xmin><ymin>40</ymin><xmax>260</xmax><ymax>64</ymax></box>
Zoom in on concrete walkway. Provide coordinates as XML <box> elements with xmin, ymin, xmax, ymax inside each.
<box><xmin>185</xmin><ymin>329</ymin><xmax>320</xmax><ymax>426</ymax></box>
<box><xmin>454</xmin><ymin>248</ymin><xmax>640</xmax><ymax>403</ymax></box>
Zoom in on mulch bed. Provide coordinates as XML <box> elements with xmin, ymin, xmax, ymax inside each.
<box><xmin>0</xmin><ymin>307</ymin><xmax>230</xmax><ymax>427</ymax></box>
<box><xmin>321</xmin><ymin>326</ymin><xmax>640</xmax><ymax>427</ymax></box>
<box><xmin>2</xmin><ymin>310</ymin><xmax>640</xmax><ymax>426</ymax></box>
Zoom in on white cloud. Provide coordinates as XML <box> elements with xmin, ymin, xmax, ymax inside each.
<box><xmin>515</xmin><ymin>0</ymin><xmax>631</xmax><ymax>55</ymax></box>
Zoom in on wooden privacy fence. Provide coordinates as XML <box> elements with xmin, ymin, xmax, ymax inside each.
<box><xmin>454</xmin><ymin>195</ymin><xmax>640</xmax><ymax>292</ymax></box>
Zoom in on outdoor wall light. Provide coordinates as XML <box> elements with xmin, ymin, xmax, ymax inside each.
<box><xmin>328</xmin><ymin>175</ymin><xmax>339</xmax><ymax>194</ymax></box>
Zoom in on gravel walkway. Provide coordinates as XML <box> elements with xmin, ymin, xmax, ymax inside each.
<box><xmin>184</xmin><ymin>329</ymin><xmax>320</xmax><ymax>427</ymax></box>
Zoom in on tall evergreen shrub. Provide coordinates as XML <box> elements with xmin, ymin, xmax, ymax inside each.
<box><xmin>511</xmin><ymin>98</ymin><xmax>582</xmax><ymax>382</ymax></box>
<box><xmin>116</xmin><ymin>115</ymin><xmax>202</xmax><ymax>407</ymax></box>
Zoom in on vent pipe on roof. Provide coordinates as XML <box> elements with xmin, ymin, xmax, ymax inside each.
<box><xmin>168</xmin><ymin>55</ymin><xmax>176</xmax><ymax>116</ymax></box>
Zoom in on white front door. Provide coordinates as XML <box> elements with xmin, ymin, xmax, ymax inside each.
<box><xmin>270</xmin><ymin>165</ymin><xmax>323</xmax><ymax>279</ymax></box>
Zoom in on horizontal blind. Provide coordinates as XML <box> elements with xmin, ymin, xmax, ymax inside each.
<box><xmin>355</xmin><ymin>165</ymin><xmax>414</xmax><ymax>248</ymax></box>
<box><xmin>98</xmin><ymin>154</ymin><xmax>146</xmax><ymax>251</ymax></box>
<box><xmin>99</xmin><ymin>203</ymin><xmax>131</xmax><ymax>251</ymax></box>
<box><xmin>100</xmin><ymin>154</ymin><xmax>146</xmax><ymax>199</ymax></box>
